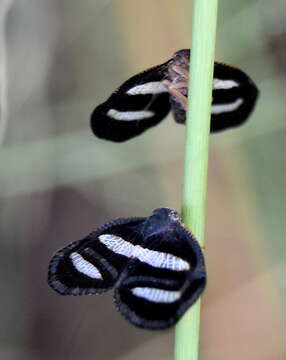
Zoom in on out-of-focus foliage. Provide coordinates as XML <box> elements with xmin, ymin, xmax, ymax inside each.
<box><xmin>1</xmin><ymin>0</ymin><xmax>286</xmax><ymax>359</ymax></box>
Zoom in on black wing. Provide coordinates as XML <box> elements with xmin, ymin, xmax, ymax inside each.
<box><xmin>210</xmin><ymin>62</ymin><xmax>259</xmax><ymax>131</ymax></box>
<box><xmin>48</xmin><ymin>217</ymin><xmax>145</xmax><ymax>295</ymax></box>
<box><xmin>113</xmin><ymin>221</ymin><xmax>206</xmax><ymax>330</ymax></box>
<box><xmin>90</xmin><ymin>62</ymin><xmax>171</xmax><ymax>142</ymax></box>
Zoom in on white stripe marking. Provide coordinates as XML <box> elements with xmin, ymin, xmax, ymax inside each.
<box><xmin>107</xmin><ymin>109</ymin><xmax>154</xmax><ymax>121</ymax></box>
<box><xmin>132</xmin><ymin>287</ymin><xmax>181</xmax><ymax>303</ymax></box>
<box><xmin>99</xmin><ymin>234</ymin><xmax>134</xmax><ymax>257</ymax></box>
<box><xmin>211</xmin><ymin>98</ymin><xmax>243</xmax><ymax>115</ymax></box>
<box><xmin>213</xmin><ymin>78</ymin><xmax>239</xmax><ymax>90</ymax></box>
<box><xmin>98</xmin><ymin>234</ymin><xmax>190</xmax><ymax>271</ymax></box>
<box><xmin>126</xmin><ymin>81</ymin><xmax>167</xmax><ymax>95</ymax></box>
<box><xmin>70</xmin><ymin>252</ymin><xmax>102</xmax><ymax>279</ymax></box>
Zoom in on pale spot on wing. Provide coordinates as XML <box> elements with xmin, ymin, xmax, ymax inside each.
<box><xmin>211</xmin><ymin>98</ymin><xmax>243</xmax><ymax>115</ymax></box>
<box><xmin>70</xmin><ymin>252</ymin><xmax>102</xmax><ymax>279</ymax></box>
<box><xmin>126</xmin><ymin>81</ymin><xmax>167</xmax><ymax>95</ymax></box>
<box><xmin>107</xmin><ymin>109</ymin><xmax>154</xmax><ymax>121</ymax></box>
<box><xmin>213</xmin><ymin>78</ymin><xmax>239</xmax><ymax>90</ymax></box>
<box><xmin>132</xmin><ymin>287</ymin><xmax>181</xmax><ymax>303</ymax></box>
<box><xmin>99</xmin><ymin>234</ymin><xmax>190</xmax><ymax>271</ymax></box>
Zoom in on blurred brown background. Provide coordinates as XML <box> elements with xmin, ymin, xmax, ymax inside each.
<box><xmin>1</xmin><ymin>0</ymin><xmax>286</xmax><ymax>359</ymax></box>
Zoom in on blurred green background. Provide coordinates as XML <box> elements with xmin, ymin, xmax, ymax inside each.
<box><xmin>1</xmin><ymin>0</ymin><xmax>286</xmax><ymax>359</ymax></box>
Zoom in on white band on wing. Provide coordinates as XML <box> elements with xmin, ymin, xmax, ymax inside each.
<box><xmin>131</xmin><ymin>287</ymin><xmax>181</xmax><ymax>303</ymax></box>
<box><xmin>211</xmin><ymin>98</ymin><xmax>243</xmax><ymax>115</ymax></box>
<box><xmin>98</xmin><ymin>234</ymin><xmax>190</xmax><ymax>271</ymax></box>
<box><xmin>70</xmin><ymin>252</ymin><xmax>102</xmax><ymax>279</ymax></box>
<box><xmin>213</xmin><ymin>78</ymin><xmax>239</xmax><ymax>90</ymax></box>
<box><xmin>107</xmin><ymin>109</ymin><xmax>154</xmax><ymax>121</ymax></box>
<box><xmin>126</xmin><ymin>81</ymin><xmax>167</xmax><ymax>95</ymax></box>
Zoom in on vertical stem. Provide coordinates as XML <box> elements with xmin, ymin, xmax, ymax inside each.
<box><xmin>0</xmin><ymin>0</ymin><xmax>12</xmax><ymax>145</ymax></box>
<box><xmin>174</xmin><ymin>0</ymin><xmax>218</xmax><ymax>359</ymax></box>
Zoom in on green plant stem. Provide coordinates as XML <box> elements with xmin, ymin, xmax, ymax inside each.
<box><xmin>174</xmin><ymin>0</ymin><xmax>218</xmax><ymax>359</ymax></box>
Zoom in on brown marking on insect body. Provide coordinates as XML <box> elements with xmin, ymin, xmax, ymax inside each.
<box><xmin>164</xmin><ymin>49</ymin><xmax>191</xmax><ymax>123</ymax></box>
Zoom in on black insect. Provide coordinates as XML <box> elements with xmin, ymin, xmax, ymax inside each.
<box><xmin>91</xmin><ymin>49</ymin><xmax>259</xmax><ymax>142</ymax></box>
<box><xmin>48</xmin><ymin>208</ymin><xmax>206</xmax><ymax>330</ymax></box>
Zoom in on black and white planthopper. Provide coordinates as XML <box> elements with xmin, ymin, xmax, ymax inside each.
<box><xmin>48</xmin><ymin>208</ymin><xmax>206</xmax><ymax>330</ymax></box>
<box><xmin>91</xmin><ymin>49</ymin><xmax>259</xmax><ymax>142</ymax></box>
